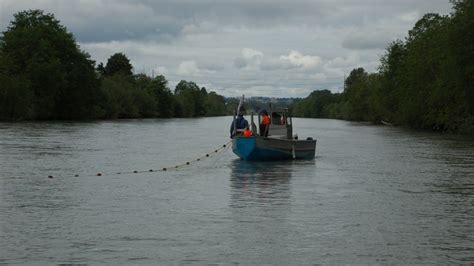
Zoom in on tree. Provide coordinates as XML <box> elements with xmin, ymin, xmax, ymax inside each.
<box><xmin>407</xmin><ymin>13</ymin><xmax>446</xmax><ymax>42</ymax></box>
<box><xmin>135</xmin><ymin>74</ymin><xmax>174</xmax><ymax>117</ymax></box>
<box><xmin>174</xmin><ymin>80</ymin><xmax>207</xmax><ymax>117</ymax></box>
<box><xmin>343</xmin><ymin>68</ymin><xmax>371</xmax><ymax>121</ymax></box>
<box><xmin>344</xmin><ymin>67</ymin><xmax>368</xmax><ymax>91</ymax></box>
<box><xmin>0</xmin><ymin>9</ymin><xmax>101</xmax><ymax>119</ymax></box>
<box><xmin>449</xmin><ymin>0</ymin><xmax>474</xmax><ymax>132</ymax></box>
<box><xmin>292</xmin><ymin>90</ymin><xmax>340</xmax><ymax>118</ymax></box>
<box><xmin>100</xmin><ymin>75</ymin><xmax>139</xmax><ymax>118</ymax></box>
<box><xmin>104</xmin><ymin>52</ymin><xmax>133</xmax><ymax>77</ymax></box>
<box><xmin>378</xmin><ymin>40</ymin><xmax>407</xmax><ymax>123</ymax></box>
<box><xmin>0</xmin><ymin>52</ymin><xmax>33</xmax><ymax>119</ymax></box>
<box><xmin>151</xmin><ymin>75</ymin><xmax>175</xmax><ymax>117</ymax></box>
<box><xmin>206</xmin><ymin>91</ymin><xmax>226</xmax><ymax>116</ymax></box>
<box><xmin>97</xmin><ymin>62</ymin><xmax>105</xmax><ymax>77</ymax></box>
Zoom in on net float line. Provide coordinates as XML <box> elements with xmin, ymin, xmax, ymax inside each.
<box><xmin>47</xmin><ymin>140</ymin><xmax>232</xmax><ymax>179</ymax></box>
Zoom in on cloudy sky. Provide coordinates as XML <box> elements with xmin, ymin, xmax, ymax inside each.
<box><xmin>0</xmin><ymin>0</ymin><xmax>453</xmax><ymax>97</ymax></box>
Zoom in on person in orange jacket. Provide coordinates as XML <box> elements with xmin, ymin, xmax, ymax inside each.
<box><xmin>243</xmin><ymin>127</ymin><xmax>253</xmax><ymax>137</ymax></box>
<box><xmin>260</xmin><ymin>112</ymin><xmax>270</xmax><ymax>137</ymax></box>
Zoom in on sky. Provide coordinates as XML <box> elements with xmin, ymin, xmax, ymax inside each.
<box><xmin>0</xmin><ymin>0</ymin><xmax>453</xmax><ymax>97</ymax></box>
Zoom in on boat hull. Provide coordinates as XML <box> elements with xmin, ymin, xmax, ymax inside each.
<box><xmin>232</xmin><ymin>136</ymin><xmax>316</xmax><ymax>161</ymax></box>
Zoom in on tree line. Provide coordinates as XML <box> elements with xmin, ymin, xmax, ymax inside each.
<box><xmin>293</xmin><ymin>0</ymin><xmax>473</xmax><ymax>134</ymax></box>
<box><xmin>0</xmin><ymin>10</ymin><xmax>228</xmax><ymax>120</ymax></box>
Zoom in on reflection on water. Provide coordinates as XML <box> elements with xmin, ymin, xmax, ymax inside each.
<box><xmin>230</xmin><ymin>159</ymin><xmax>292</xmax><ymax>187</ymax></box>
<box><xmin>227</xmin><ymin>159</ymin><xmax>295</xmax><ymax>262</ymax></box>
<box><xmin>229</xmin><ymin>159</ymin><xmax>293</xmax><ymax>207</ymax></box>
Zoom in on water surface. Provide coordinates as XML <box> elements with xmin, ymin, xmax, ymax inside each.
<box><xmin>0</xmin><ymin>117</ymin><xmax>473</xmax><ymax>264</ymax></box>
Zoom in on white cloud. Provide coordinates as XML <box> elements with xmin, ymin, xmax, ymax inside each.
<box><xmin>279</xmin><ymin>50</ymin><xmax>321</xmax><ymax>69</ymax></box>
<box><xmin>233</xmin><ymin>48</ymin><xmax>264</xmax><ymax>70</ymax></box>
<box><xmin>177</xmin><ymin>60</ymin><xmax>200</xmax><ymax>76</ymax></box>
<box><xmin>242</xmin><ymin>48</ymin><xmax>264</xmax><ymax>59</ymax></box>
<box><xmin>235</xmin><ymin>49</ymin><xmax>321</xmax><ymax>72</ymax></box>
<box><xmin>176</xmin><ymin>60</ymin><xmax>219</xmax><ymax>77</ymax></box>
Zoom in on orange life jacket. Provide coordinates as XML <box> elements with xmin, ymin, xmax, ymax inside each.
<box><xmin>243</xmin><ymin>129</ymin><xmax>252</xmax><ymax>137</ymax></box>
<box><xmin>262</xmin><ymin>115</ymin><xmax>270</xmax><ymax>125</ymax></box>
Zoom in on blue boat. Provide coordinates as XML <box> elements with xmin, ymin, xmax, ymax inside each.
<box><xmin>231</xmin><ymin>102</ymin><xmax>316</xmax><ymax>161</ymax></box>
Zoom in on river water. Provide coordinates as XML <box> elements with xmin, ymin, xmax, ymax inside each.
<box><xmin>0</xmin><ymin>117</ymin><xmax>473</xmax><ymax>264</ymax></box>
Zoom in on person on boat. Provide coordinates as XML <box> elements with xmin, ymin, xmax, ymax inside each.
<box><xmin>260</xmin><ymin>111</ymin><xmax>270</xmax><ymax>137</ymax></box>
<box><xmin>280</xmin><ymin>114</ymin><xmax>286</xmax><ymax>125</ymax></box>
<box><xmin>230</xmin><ymin>111</ymin><xmax>249</xmax><ymax>138</ymax></box>
<box><xmin>243</xmin><ymin>127</ymin><xmax>253</xmax><ymax>138</ymax></box>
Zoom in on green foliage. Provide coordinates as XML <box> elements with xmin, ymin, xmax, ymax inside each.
<box><xmin>344</xmin><ymin>67</ymin><xmax>368</xmax><ymax>90</ymax></box>
<box><xmin>292</xmin><ymin>90</ymin><xmax>341</xmax><ymax>118</ymax></box>
<box><xmin>206</xmin><ymin>91</ymin><xmax>226</xmax><ymax>116</ymax></box>
<box><xmin>293</xmin><ymin>1</ymin><xmax>474</xmax><ymax>134</ymax></box>
<box><xmin>104</xmin><ymin>53</ymin><xmax>133</xmax><ymax>77</ymax></box>
<box><xmin>343</xmin><ymin>68</ymin><xmax>369</xmax><ymax>121</ymax></box>
<box><xmin>95</xmin><ymin>75</ymin><xmax>226</xmax><ymax>119</ymax></box>
<box><xmin>97</xmin><ymin>62</ymin><xmax>105</xmax><ymax>77</ymax></box>
<box><xmin>100</xmin><ymin>75</ymin><xmax>138</xmax><ymax>118</ymax></box>
<box><xmin>449</xmin><ymin>0</ymin><xmax>474</xmax><ymax>133</ymax></box>
<box><xmin>378</xmin><ymin>40</ymin><xmax>407</xmax><ymax>122</ymax></box>
<box><xmin>136</xmin><ymin>74</ymin><xmax>175</xmax><ymax>118</ymax></box>
<box><xmin>174</xmin><ymin>80</ymin><xmax>208</xmax><ymax>117</ymax></box>
<box><xmin>0</xmin><ymin>54</ymin><xmax>33</xmax><ymax>119</ymax></box>
<box><xmin>0</xmin><ymin>9</ymin><xmax>101</xmax><ymax>120</ymax></box>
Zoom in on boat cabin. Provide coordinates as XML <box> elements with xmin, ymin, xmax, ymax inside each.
<box><xmin>251</xmin><ymin>107</ymin><xmax>293</xmax><ymax>139</ymax></box>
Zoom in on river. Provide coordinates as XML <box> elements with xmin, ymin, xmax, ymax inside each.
<box><xmin>0</xmin><ymin>117</ymin><xmax>473</xmax><ymax>264</ymax></box>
